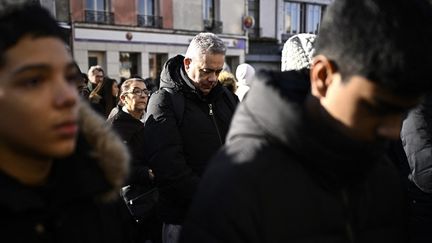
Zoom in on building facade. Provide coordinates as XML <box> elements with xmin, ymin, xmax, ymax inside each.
<box><xmin>68</xmin><ymin>0</ymin><xmax>247</xmax><ymax>81</ymax></box>
<box><xmin>246</xmin><ymin>0</ymin><xmax>332</xmax><ymax>71</ymax></box>
<box><xmin>1</xmin><ymin>0</ymin><xmax>332</xmax><ymax>76</ymax></box>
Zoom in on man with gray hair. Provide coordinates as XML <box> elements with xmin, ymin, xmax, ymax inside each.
<box><xmin>143</xmin><ymin>32</ymin><xmax>238</xmax><ymax>243</ymax></box>
<box><xmin>87</xmin><ymin>65</ymin><xmax>104</xmax><ymax>92</ymax></box>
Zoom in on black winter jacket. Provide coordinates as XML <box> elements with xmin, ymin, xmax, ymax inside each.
<box><xmin>0</xmin><ymin>102</ymin><xmax>131</xmax><ymax>243</ymax></box>
<box><xmin>180</xmin><ymin>70</ymin><xmax>408</xmax><ymax>243</ymax></box>
<box><xmin>401</xmin><ymin>95</ymin><xmax>432</xmax><ymax>194</ymax></box>
<box><xmin>107</xmin><ymin>107</ymin><xmax>151</xmax><ymax>186</ymax></box>
<box><xmin>144</xmin><ymin>55</ymin><xmax>237</xmax><ymax>224</ymax></box>
<box><xmin>399</xmin><ymin>95</ymin><xmax>432</xmax><ymax>243</ymax></box>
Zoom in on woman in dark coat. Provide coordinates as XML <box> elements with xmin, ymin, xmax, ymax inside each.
<box><xmin>107</xmin><ymin>78</ymin><xmax>161</xmax><ymax>243</ymax></box>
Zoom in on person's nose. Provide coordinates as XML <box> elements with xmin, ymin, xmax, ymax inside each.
<box><xmin>208</xmin><ymin>71</ymin><xmax>218</xmax><ymax>82</ymax></box>
<box><xmin>376</xmin><ymin>114</ymin><xmax>403</xmax><ymax>140</ymax></box>
<box><xmin>53</xmin><ymin>76</ymin><xmax>78</xmax><ymax>108</ymax></box>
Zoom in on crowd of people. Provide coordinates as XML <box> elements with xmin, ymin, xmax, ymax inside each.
<box><xmin>1</xmin><ymin>0</ymin><xmax>432</xmax><ymax>243</ymax></box>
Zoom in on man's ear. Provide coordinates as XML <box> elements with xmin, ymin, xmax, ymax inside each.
<box><xmin>183</xmin><ymin>58</ymin><xmax>192</xmax><ymax>71</ymax></box>
<box><xmin>120</xmin><ymin>94</ymin><xmax>127</xmax><ymax>104</ymax></box>
<box><xmin>310</xmin><ymin>55</ymin><xmax>337</xmax><ymax>98</ymax></box>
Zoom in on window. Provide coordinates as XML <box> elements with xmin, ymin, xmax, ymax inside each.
<box><xmin>203</xmin><ymin>0</ymin><xmax>215</xmax><ymax>21</ymax></box>
<box><xmin>138</xmin><ymin>0</ymin><xmax>155</xmax><ymax>16</ymax></box>
<box><xmin>248</xmin><ymin>0</ymin><xmax>260</xmax><ymax>38</ymax></box>
<box><xmin>283</xmin><ymin>1</ymin><xmax>324</xmax><ymax>35</ymax></box>
<box><xmin>137</xmin><ymin>0</ymin><xmax>162</xmax><ymax>27</ymax></box>
<box><xmin>203</xmin><ymin>0</ymin><xmax>222</xmax><ymax>33</ymax></box>
<box><xmin>306</xmin><ymin>4</ymin><xmax>321</xmax><ymax>34</ymax></box>
<box><xmin>120</xmin><ymin>53</ymin><xmax>140</xmax><ymax>79</ymax></box>
<box><xmin>88</xmin><ymin>51</ymin><xmax>106</xmax><ymax>71</ymax></box>
<box><xmin>149</xmin><ymin>53</ymin><xmax>167</xmax><ymax>80</ymax></box>
<box><xmin>85</xmin><ymin>0</ymin><xmax>113</xmax><ymax>24</ymax></box>
<box><xmin>284</xmin><ymin>2</ymin><xmax>300</xmax><ymax>34</ymax></box>
<box><xmin>86</xmin><ymin>0</ymin><xmax>108</xmax><ymax>11</ymax></box>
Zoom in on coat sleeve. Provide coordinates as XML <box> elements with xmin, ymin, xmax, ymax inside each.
<box><xmin>143</xmin><ymin>90</ymin><xmax>200</xmax><ymax>204</ymax></box>
<box><xmin>401</xmin><ymin>97</ymin><xmax>432</xmax><ymax>193</ymax></box>
<box><xmin>127</xmin><ymin>127</ymin><xmax>152</xmax><ymax>186</ymax></box>
<box><xmin>107</xmin><ymin>115</ymin><xmax>152</xmax><ymax>187</ymax></box>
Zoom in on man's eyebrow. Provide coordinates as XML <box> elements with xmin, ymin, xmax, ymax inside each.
<box><xmin>13</xmin><ymin>62</ymin><xmax>77</xmax><ymax>75</ymax></box>
<box><xmin>12</xmin><ymin>64</ymin><xmax>51</xmax><ymax>75</ymax></box>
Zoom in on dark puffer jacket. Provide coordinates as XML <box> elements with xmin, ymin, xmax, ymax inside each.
<box><xmin>400</xmin><ymin>95</ymin><xmax>432</xmax><ymax>243</ymax></box>
<box><xmin>401</xmin><ymin>95</ymin><xmax>432</xmax><ymax>194</ymax></box>
<box><xmin>180</xmin><ymin>70</ymin><xmax>408</xmax><ymax>243</ymax></box>
<box><xmin>0</xmin><ymin>102</ymin><xmax>131</xmax><ymax>243</ymax></box>
<box><xmin>143</xmin><ymin>55</ymin><xmax>237</xmax><ymax>224</ymax></box>
<box><xmin>107</xmin><ymin>107</ymin><xmax>151</xmax><ymax>186</ymax></box>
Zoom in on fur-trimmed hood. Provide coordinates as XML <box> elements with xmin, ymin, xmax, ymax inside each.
<box><xmin>78</xmin><ymin>100</ymin><xmax>130</xmax><ymax>201</ymax></box>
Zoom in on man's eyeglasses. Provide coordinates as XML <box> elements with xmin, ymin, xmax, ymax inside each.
<box><xmin>128</xmin><ymin>88</ymin><xmax>150</xmax><ymax>97</ymax></box>
<box><xmin>199</xmin><ymin>68</ymin><xmax>223</xmax><ymax>77</ymax></box>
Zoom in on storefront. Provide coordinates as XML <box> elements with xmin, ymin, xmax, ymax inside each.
<box><xmin>73</xmin><ymin>25</ymin><xmax>247</xmax><ymax>81</ymax></box>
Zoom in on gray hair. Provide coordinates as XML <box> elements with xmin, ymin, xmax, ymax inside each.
<box><xmin>185</xmin><ymin>32</ymin><xmax>226</xmax><ymax>60</ymax></box>
<box><xmin>87</xmin><ymin>65</ymin><xmax>104</xmax><ymax>76</ymax></box>
<box><xmin>120</xmin><ymin>78</ymin><xmax>145</xmax><ymax>96</ymax></box>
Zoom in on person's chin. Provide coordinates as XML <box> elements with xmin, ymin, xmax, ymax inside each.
<box><xmin>200</xmin><ymin>87</ymin><xmax>212</xmax><ymax>95</ymax></box>
<box><xmin>49</xmin><ymin>141</ymin><xmax>77</xmax><ymax>158</ymax></box>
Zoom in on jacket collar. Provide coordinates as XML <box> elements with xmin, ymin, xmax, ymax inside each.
<box><xmin>0</xmin><ymin>101</ymin><xmax>130</xmax><ymax>212</ymax></box>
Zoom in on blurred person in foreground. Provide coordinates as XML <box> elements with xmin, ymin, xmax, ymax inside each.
<box><xmin>180</xmin><ymin>0</ymin><xmax>432</xmax><ymax>242</ymax></box>
<box><xmin>0</xmin><ymin>4</ymin><xmax>131</xmax><ymax>242</ymax></box>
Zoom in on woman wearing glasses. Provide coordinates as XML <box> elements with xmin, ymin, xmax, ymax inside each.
<box><xmin>107</xmin><ymin>78</ymin><xmax>161</xmax><ymax>243</ymax></box>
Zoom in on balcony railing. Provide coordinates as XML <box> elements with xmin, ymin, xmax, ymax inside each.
<box><xmin>137</xmin><ymin>15</ymin><xmax>163</xmax><ymax>28</ymax></box>
<box><xmin>85</xmin><ymin>10</ymin><xmax>114</xmax><ymax>25</ymax></box>
<box><xmin>203</xmin><ymin>19</ymin><xmax>223</xmax><ymax>34</ymax></box>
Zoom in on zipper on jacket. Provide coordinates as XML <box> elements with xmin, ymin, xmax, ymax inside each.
<box><xmin>209</xmin><ymin>103</ymin><xmax>223</xmax><ymax>145</ymax></box>
<box><xmin>341</xmin><ymin>189</ymin><xmax>355</xmax><ymax>243</ymax></box>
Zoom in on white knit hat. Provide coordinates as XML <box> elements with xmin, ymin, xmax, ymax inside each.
<box><xmin>281</xmin><ymin>33</ymin><xmax>317</xmax><ymax>71</ymax></box>
<box><xmin>235</xmin><ymin>63</ymin><xmax>256</xmax><ymax>86</ymax></box>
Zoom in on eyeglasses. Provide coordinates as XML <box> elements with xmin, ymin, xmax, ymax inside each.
<box><xmin>199</xmin><ymin>68</ymin><xmax>223</xmax><ymax>77</ymax></box>
<box><xmin>128</xmin><ymin>88</ymin><xmax>150</xmax><ymax>97</ymax></box>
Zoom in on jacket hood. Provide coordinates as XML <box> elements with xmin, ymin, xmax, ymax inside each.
<box><xmin>227</xmin><ymin>70</ymin><xmax>309</xmax><ymax>146</ymax></box>
<box><xmin>158</xmin><ymin>55</ymin><xmax>225</xmax><ymax>102</ymax></box>
<box><xmin>227</xmin><ymin>70</ymin><xmax>387</xmax><ymax>189</ymax></box>
<box><xmin>78</xmin><ymin>101</ymin><xmax>130</xmax><ymax>201</ymax></box>
<box><xmin>159</xmin><ymin>55</ymin><xmax>188</xmax><ymax>92</ymax></box>
<box><xmin>235</xmin><ymin>63</ymin><xmax>255</xmax><ymax>86</ymax></box>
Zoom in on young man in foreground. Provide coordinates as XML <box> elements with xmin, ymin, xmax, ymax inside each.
<box><xmin>180</xmin><ymin>0</ymin><xmax>432</xmax><ymax>242</ymax></box>
<box><xmin>0</xmin><ymin>5</ymin><xmax>131</xmax><ymax>242</ymax></box>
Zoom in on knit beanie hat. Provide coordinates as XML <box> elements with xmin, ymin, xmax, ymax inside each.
<box><xmin>281</xmin><ymin>33</ymin><xmax>317</xmax><ymax>71</ymax></box>
<box><xmin>235</xmin><ymin>63</ymin><xmax>256</xmax><ymax>86</ymax></box>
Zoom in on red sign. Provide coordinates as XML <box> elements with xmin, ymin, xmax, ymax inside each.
<box><xmin>243</xmin><ymin>16</ymin><xmax>255</xmax><ymax>29</ymax></box>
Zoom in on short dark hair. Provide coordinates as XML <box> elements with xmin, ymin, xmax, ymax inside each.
<box><xmin>0</xmin><ymin>4</ymin><xmax>66</xmax><ymax>68</ymax></box>
<box><xmin>315</xmin><ymin>0</ymin><xmax>432</xmax><ymax>97</ymax></box>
